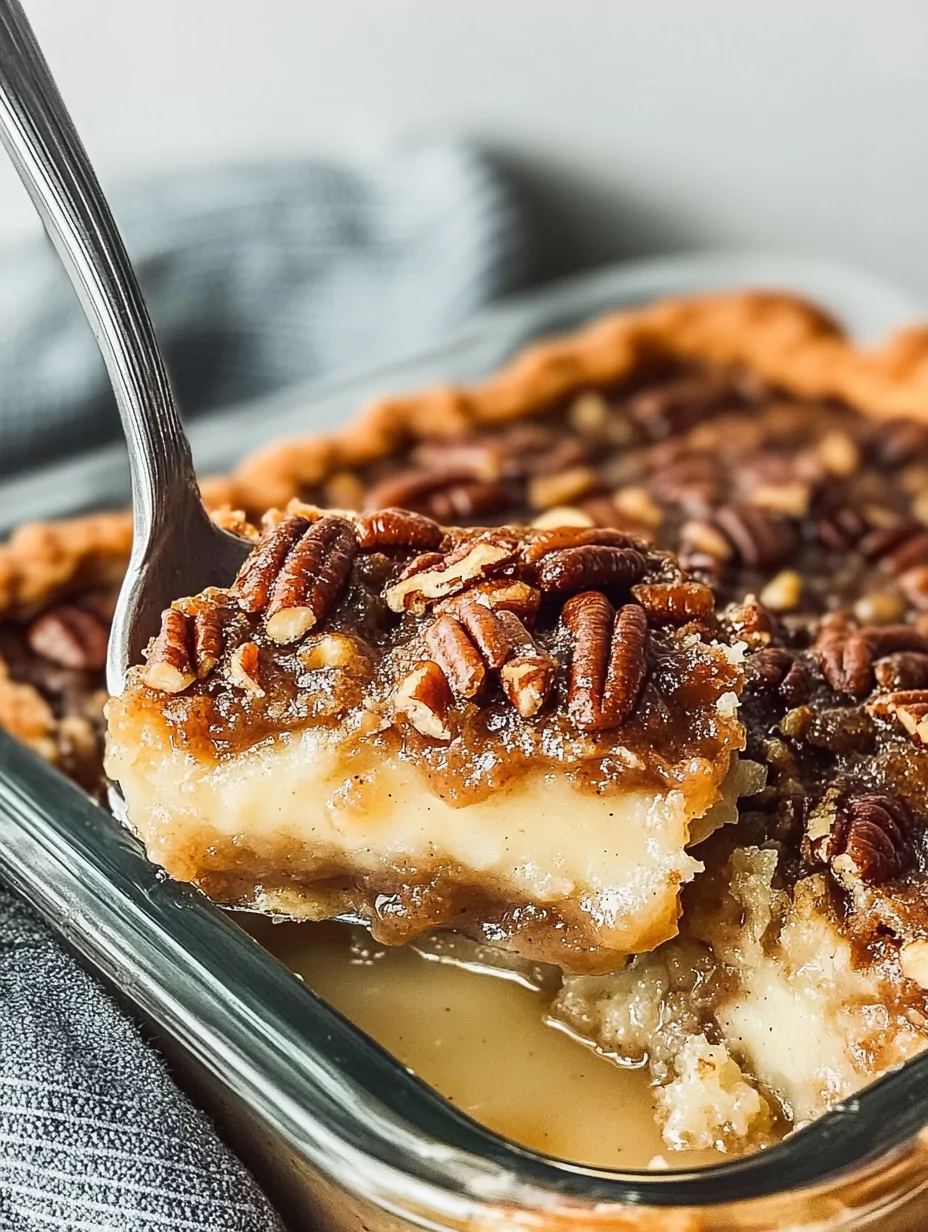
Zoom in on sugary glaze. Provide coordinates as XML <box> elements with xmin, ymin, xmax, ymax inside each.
<box><xmin>243</xmin><ymin>916</ymin><xmax>724</xmax><ymax>1170</ymax></box>
<box><xmin>8</xmin><ymin>289</ymin><xmax>928</xmax><ymax>1152</ymax></box>
<box><xmin>106</xmin><ymin>512</ymin><xmax>746</xmax><ymax>971</ymax></box>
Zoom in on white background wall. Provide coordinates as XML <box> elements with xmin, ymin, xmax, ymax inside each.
<box><xmin>4</xmin><ymin>1</ymin><xmax>928</xmax><ymax>295</ymax></box>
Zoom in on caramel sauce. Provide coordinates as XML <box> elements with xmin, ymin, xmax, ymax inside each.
<box><xmin>242</xmin><ymin>917</ymin><xmax>724</xmax><ymax>1171</ymax></box>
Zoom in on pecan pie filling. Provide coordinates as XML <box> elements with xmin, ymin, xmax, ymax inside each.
<box><xmin>7</xmin><ymin>290</ymin><xmax>928</xmax><ymax>1153</ymax></box>
<box><xmin>105</xmin><ymin>510</ymin><xmax>746</xmax><ymax>971</ymax></box>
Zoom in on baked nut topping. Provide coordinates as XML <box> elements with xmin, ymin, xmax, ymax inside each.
<box><xmin>106</xmin><ymin>507</ymin><xmax>745</xmax><ymax>971</ymax></box>
<box><xmin>11</xmin><ymin>289</ymin><xmax>928</xmax><ymax>1153</ymax></box>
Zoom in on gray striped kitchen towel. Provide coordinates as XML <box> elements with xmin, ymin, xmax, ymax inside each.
<box><xmin>0</xmin><ymin>139</ymin><xmax>534</xmax><ymax>1229</ymax></box>
<box><xmin>0</xmin><ymin>139</ymin><xmax>530</xmax><ymax>477</ymax></box>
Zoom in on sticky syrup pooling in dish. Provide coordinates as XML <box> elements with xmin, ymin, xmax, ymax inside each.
<box><xmin>7</xmin><ymin>293</ymin><xmax>928</xmax><ymax>1156</ymax></box>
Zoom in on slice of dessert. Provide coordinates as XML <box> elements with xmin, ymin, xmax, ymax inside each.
<box><xmin>105</xmin><ymin>508</ymin><xmax>747</xmax><ymax>972</ymax></box>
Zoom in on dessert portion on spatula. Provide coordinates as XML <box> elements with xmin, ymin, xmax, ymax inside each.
<box><xmin>106</xmin><ymin>507</ymin><xmax>747</xmax><ymax>972</ymax></box>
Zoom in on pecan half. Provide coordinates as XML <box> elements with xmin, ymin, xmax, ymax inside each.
<box><xmin>814</xmin><ymin>617</ymin><xmax>874</xmax><ymax>696</ymax></box>
<box><xmin>497</xmin><ymin>610</ymin><xmax>555</xmax><ymax>718</ymax></box>
<box><xmin>630</xmin><ymin>580</ymin><xmax>715</xmax><ymax>626</ymax></box>
<box><xmin>447</xmin><ymin>594</ymin><xmax>513</xmax><ymax>669</ymax></box>
<box><xmin>877</xmin><ymin>420</ymin><xmax>928</xmax><ymax>467</ymax></box>
<box><xmin>385</xmin><ymin>534</ymin><xmax>517</xmax><ymax>613</ymax></box>
<box><xmin>264</xmin><ymin>516</ymin><xmax>358</xmax><ymax>643</ymax></box>
<box><xmin>394</xmin><ymin>661</ymin><xmax>453</xmax><ymax>741</ymax></box>
<box><xmin>144</xmin><ymin>609</ymin><xmax>195</xmax><ymax>693</ymax></box>
<box><xmin>237</xmin><ymin>515</ymin><xmax>311</xmax><ymax>613</ymax></box>
<box><xmin>816</xmin><ymin>506</ymin><xmax>868</xmax><ymax>552</ymax></box>
<box><xmin>185</xmin><ymin>597</ymin><xmax>225</xmax><ymax>679</ymax></box>
<box><xmin>713</xmin><ymin>504</ymin><xmax>798</xmax><ymax>569</ymax></box>
<box><xmin>561</xmin><ymin>593</ymin><xmax>648</xmax><ymax>731</ymax></box>
<box><xmin>27</xmin><ymin>603</ymin><xmax>108</xmax><ymax>672</ymax></box>
<box><xmin>364</xmin><ymin>468</ymin><xmax>509</xmax><ymax>522</ymax></box>
<box><xmin>747</xmin><ymin>646</ymin><xmax>811</xmax><ymax>706</ymax></box>
<box><xmin>425</xmin><ymin>613</ymin><xmax>486</xmax><ymax>699</ymax></box>
<box><xmin>522</xmin><ymin>526</ymin><xmax>637</xmax><ymax>565</ymax></box>
<box><xmin>356</xmin><ymin>508</ymin><xmax>444</xmax><ymax>553</ymax></box>
<box><xmin>628</xmin><ymin>374</ymin><xmax>730</xmax><ymax>441</ymax></box>
<box><xmin>874</xmin><ymin>652</ymin><xmax>928</xmax><ymax>691</ymax></box>
<box><xmin>812</xmin><ymin>792</ymin><xmax>913</xmax><ymax>885</ymax></box>
<box><xmin>537</xmin><ymin>545</ymin><xmax>646</xmax><ymax>597</ymax></box>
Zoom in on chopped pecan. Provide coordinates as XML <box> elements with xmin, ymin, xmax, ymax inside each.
<box><xmin>299</xmin><ymin>633</ymin><xmax>370</xmax><ymax>676</ymax></box>
<box><xmin>816</xmin><ymin>429</ymin><xmax>860</xmax><ymax>477</ymax></box>
<box><xmin>385</xmin><ymin>534</ymin><xmax>518</xmax><ymax>613</ymax></box>
<box><xmin>143</xmin><ymin>609</ymin><xmax>195</xmax><ymax>693</ymax></box>
<box><xmin>561</xmin><ymin>593</ymin><xmax>648</xmax><ymax>731</ymax></box>
<box><xmin>425</xmin><ymin>613</ymin><xmax>486</xmax><ymax>699</ymax></box>
<box><xmin>713</xmin><ymin>504</ymin><xmax>798</xmax><ymax>569</ymax></box>
<box><xmin>364</xmin><ymin>468</ymin><xmax>509</xmax><ymax>522</ymax></box>
<box><xmin>811</xmin><ymin>792</ymin><xmax>913</xmax><ymax>885</ymax></box>
<box><xmin>531</xmin><ymin>505</ymin><xmax>597</xmax><ymax>531</ymax></box>
<box><xmin>393</xmin><ymin>661</ymin><xmax>453</xmax><ymax>741</ymax></box>
<box><xmin>758</xmin><ymin>569</ymin><xmax>803</xmax><ymax>613</ymax></box>
<box><xmin>356</xmin><ymin>508</ymin><xmax>444</xmax><ymax>553</ymax></box>
<box><xmin>527</xmin><ymin>466</ymin><xmax>600</xmax><ymax>512</ymax></box>
<box><xmin>874</xmin><ymin>652</ymin><xmax>928</xmax><ymax>691</ymax></box>
<box><xmin>497</xmin><ymin>610</ymin><xmax>555</xmax><ymax>718</ymax></box>
<box><xmin>630</xmin><ymin>580</ymin><xmax>715</xmax><ymax>626</ymax></box>
<box><xmin>264</xmin><ymin>516</ymin><xmax>358</xmax><ymax>643</ymax></box>
<box><xmin>724</xmin><ymin>598</ymin><xmax>777</xmax><ymax>648</ymax></box>
<box><xmin>439</xmin><ymin>579</ymin><xmax>541</xmax><ymax>626</ymax></box>
<box><xmin>411</xmin><ymin>439</ymin><xmax>509</xmax><ymax>481</ymax></box>
<box><xmin>537</xmin><ymin>545</ymin><xmax>647</xmax><ymax>597</ymax></box>
<box><xmin>237</xmin><ymin>515</ymin><xmax>312</xmax><ymax>613</ymax></box>
<box><xmin>27</xmin><ymin>603</ymin><xmax>108</xmax><ymax>672</ymax></box>
<box><xmin>750</xmin><ymin>480</ymin><xmax>812</xmax><ymax>518</ymax></box>
<box><xmin>869</xmin><ymin>690</ymin><xmax>928</xmax><ymax>743</ymax></box>
<box><xmin>679</xmin><ymin>518</ymin><xmax>733</xmax><ymax>562</ymax></box>
<box><xmin>227</xmin><ymin>642</ymin><xmax>264</xmax><ymax>695</ymax></box>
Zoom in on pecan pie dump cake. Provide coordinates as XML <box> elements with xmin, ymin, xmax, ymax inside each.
<box><xmin>106</xmin><ymin>511</ymin><xmax>746</xmax><ymax>971</ymax></box>
<box><xmin>7</xmin><ymin>291</ymin><xmax>928</xmax><ymax>1154</ymax></box>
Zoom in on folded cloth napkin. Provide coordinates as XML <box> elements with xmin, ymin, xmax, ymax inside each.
<box><xmin>0</xmin><ymin>140</ymin><xmax>530</xmax><ymax>477</ymax></box>
<box><xmin>0</xmin><ymin>140</ymin><xmax>535</xmax><ymax>1229</ymax></box>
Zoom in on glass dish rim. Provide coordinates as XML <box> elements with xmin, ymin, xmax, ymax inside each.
<box><xmin>1</xmin><ymin>251</ymin><xmax>927</xmax><ymax>1223</ymax></box>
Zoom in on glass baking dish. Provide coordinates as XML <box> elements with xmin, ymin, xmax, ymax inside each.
<box><xmin>3</xmin><ymin>253</ymin><xmax>928</xmax><ymax>1231</ymax></box>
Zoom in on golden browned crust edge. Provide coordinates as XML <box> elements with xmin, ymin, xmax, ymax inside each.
<box><xmin>4</xmin><ymin>288</ymin><xmax>928</xmax><ymax>623</ymax></box>
<box><xmin>229</xmin><ymin>290</ymin><xmax>928</xmax><ymax>512</ymax></box>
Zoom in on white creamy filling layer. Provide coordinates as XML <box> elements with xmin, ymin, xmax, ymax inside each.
<box><xmin>107</xmin><ymin>722</ymin><xmax>742</xmax><ymax>955</ymax></box>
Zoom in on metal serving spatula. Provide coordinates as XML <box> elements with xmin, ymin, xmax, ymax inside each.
<box><xmin>0</xmin><ymin>0</ymin><xmax>250</xmax><ymax>698</ymax></box>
